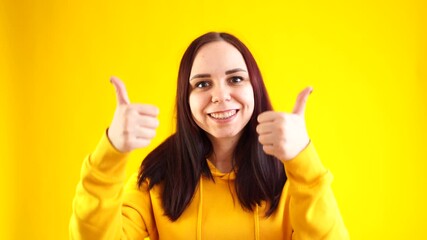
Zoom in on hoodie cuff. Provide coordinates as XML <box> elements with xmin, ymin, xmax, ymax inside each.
<box><xmin>283</xmin><ymin>142</ymin><xmax>328</xmax><ymax>186</ymax></box>
<box><xmin>88</xmin><ymin>129</ymin><xmax>130</xmax><ymax>179</ymax></box>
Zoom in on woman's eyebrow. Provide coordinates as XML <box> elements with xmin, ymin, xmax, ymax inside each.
<box><xmin>225</xmin><ymin>68</ymin><xmax>247</xmax><ymax>75</ymax></box>
<box><xmin>190</xmin><ymin>68</ymin><xmax>247</xmax><ymax>81</ymax></box>
<box><xmin>190</xmin><ymin>74</ymin><xmax>211</xmax><ymax>81</ymax></box>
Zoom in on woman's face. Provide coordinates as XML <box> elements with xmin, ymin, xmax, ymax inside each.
<box><xmin>189</xmin><ymin>41</ymin><xmax>255</xmax><ymax>142</ymax></box>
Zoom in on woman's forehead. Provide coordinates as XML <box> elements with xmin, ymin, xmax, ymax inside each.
<box><xmin>190</xmin><ymin>41</ymin><xmax>248</xmax><ymax>75</ymax></box>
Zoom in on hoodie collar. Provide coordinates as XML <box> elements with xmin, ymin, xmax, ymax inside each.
<box><xmin>206</xmin><ymin>159</ymin><xmax>236</xmax><ymax>180</ymax></box>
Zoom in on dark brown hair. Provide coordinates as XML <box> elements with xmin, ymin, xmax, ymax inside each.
<box><xmin>138</xmin><ymin>32</ymin><xmax>286</xmax><ymax>221</ymax></box>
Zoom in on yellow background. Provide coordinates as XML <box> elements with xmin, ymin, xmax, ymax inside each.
<box><xmin>1</xmin><ymin>0</ymin><xmax>426</xmax><ymax>239</ymax></box>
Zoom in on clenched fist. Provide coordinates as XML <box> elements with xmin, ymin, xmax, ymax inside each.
<box><xmin>107</xmin><ymin>76</ymin><xmax>160</xmax><ymax>153</ymax></box>
<box><xmin>256</xmin><ymin>87</ymin><xmax>313</xmax><ymax>162</ymax></box>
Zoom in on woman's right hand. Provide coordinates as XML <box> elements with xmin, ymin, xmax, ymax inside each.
<box><xmin>107</xmin><ymin>76</ymin><xmax>160</xmax><ymax>153</ymax></box>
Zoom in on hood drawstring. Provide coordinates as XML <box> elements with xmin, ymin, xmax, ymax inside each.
<box><xmin>254</xmin><ymin>204</ymin><xmax>260</xmax><ymax>240</ymax></box>
<box><xmin>197</xmin><ymin>177</ymin><xmax>203</xmax><ymax>240</ymax></box>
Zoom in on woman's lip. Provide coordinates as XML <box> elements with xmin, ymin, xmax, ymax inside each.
<box><xmin>208</xmin><ymin>109</ymin><xmax>238</xmax><ymax>120</ymax></box>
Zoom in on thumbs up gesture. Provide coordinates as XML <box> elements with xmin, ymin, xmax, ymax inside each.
<box><xmin>256</xmin><ymin>87</ymin><xmax>313</xmax><ymax>162</ymax></box>
<box><xmin>107</xmin><ymin>76</ymin><xmax>160</xmax><ymax>153</ymax></box>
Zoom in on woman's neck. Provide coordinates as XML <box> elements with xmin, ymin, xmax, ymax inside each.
<box><xmin>208</xmin><ymin>135</ymin><xmax>239</xmax><ymax>173</ymax></box>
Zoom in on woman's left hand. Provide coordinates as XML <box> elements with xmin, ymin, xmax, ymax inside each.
<box><xmin>256</xmin><ymin>87</ymin><xmax>313</xmax><ymax>162</ymax></box>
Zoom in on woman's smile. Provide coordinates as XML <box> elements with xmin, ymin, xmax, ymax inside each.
<box><xmin>208</xmin><ymin>109</ymin><xmax>238</xmax><ymax>120</ymax></box>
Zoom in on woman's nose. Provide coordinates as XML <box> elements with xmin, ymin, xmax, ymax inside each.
<box><xmin>211</xmin><ymin>84</ymin><xmax>231</xmax><ymax>103</ymax></box>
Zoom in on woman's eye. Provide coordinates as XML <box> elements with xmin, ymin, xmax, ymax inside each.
<box><xmin>195</xmin><ymin>81</ymin><xmax>210</xmax><ymax>88</ymax></box>
<box><xmin>230</xmin><ymin>76</ymin><xmax>244</xmax><ymax>84</ymax></box>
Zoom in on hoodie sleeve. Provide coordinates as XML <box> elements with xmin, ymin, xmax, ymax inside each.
<box><xmin>69</xmin><ymin>131</ymin><xmax>155</xmax><ymax>240</ymax></box>
<box><xmin>283</xmin><ymin>143</ymin><xmax>349</xmax><ymax>239</ymax></box>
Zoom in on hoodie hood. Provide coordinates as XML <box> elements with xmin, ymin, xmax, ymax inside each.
<box><xmin>206</xmin><ymin>159</ymin><xmax>237</xmax><ymax>180</ymax></box>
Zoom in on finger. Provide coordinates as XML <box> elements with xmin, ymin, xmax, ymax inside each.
<box><xmin>135</xmin><ymin>127</ymin><xmax>157</xmax><ymax>139</ymax></box>
<box><xmin>134</xmin><ymin>104</ymin><xmax>160</xmax><ymax>117</ymax></box>
<box><xmin>131</xmin><ymin>138</ymin><xmax>152</xmax><ymax>149</ymax></box>
<box><xmin>136</xmin><ymin>116</ymin><xmax>160</xmax><ymax>129</ymax></box>
<box><xmin>258</xmin><ymin>133</ymin><xmax>277</xmax><ymax>145</ymax></box>
<box><xmin>123</xmin><ymin>107</ymin><xmax>159</xmax><ymax>128</ymax></box>
<box><xmin>257</xmin><ymin>111</ymin><xmax>280</xmax><ymax>123</ymax></box>
<box><xmin>292</xmin><ymin>87</ymin><xmax>313</xmax><ymax>116</ymax></box>
<box><xmin>262</xmin><ymin>145</ymin><xmax>275</xmax><ymax>156</ymax></box>
<box><xmin>256</xmin><ymin>122</ymin><xmax>276</xmax><ymax>134</ymax></box>
<box><xmin>110</xmin><ymin>76</ymin><xmax>130</xmax><ymax>105</ymax></box>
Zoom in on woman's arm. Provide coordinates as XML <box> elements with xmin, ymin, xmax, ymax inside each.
<box><xmin>69</xmin><ymin>133</ymin><xmax>153</xmax><ymax>240</ymax></box>
<box><xmin>257</xmin><ymin>88</ymin><xmax>349</xmax><ymax>238</ymax></box>
<box><xmin>284</xmin><ymin>143</ymin><xmax>349</xmax><ymax>239</ymax></box>
<box><xmin>70</xmin><ymin>77</ymin><xmax>160</xmax><ymax>239</ymax></box>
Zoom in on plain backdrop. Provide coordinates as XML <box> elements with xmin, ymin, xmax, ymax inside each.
<box><xmin>1</xmin><ymin>0</ymin><xmax>426</xmax><ymax>239</ymax></box>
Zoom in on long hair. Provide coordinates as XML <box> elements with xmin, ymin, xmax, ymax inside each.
<box><xmin>138</xmin><ymin>32</ymin><xmax>286</xmax><ymax>221</ymax></box>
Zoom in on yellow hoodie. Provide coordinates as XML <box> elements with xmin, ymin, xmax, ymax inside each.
<box><xmin>70</xmin><ymin>132</ymin><xmax>349</xmax><ymax>239</ymax></box>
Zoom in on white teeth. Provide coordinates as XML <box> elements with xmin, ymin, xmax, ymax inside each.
<box><xmin>209</xmin><ymin>110</ymin><xmax>237</xmax><ymax>120</ymax></box>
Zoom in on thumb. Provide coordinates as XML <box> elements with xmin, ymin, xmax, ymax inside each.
<box><xmin>110</xmin><ymin>76</ymin><xmax>130</xmax><ymax>105</ymax></box>
<box><xmin>292</xmin><ymin>87</ymin><xmax>313</xmax><ymax>116</ymax></box>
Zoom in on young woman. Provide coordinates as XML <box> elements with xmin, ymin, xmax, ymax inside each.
<box><xmin>70</xmin><ymin>32</ymin><xmax>349</xmax><ymax>239</ymax></box>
